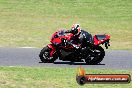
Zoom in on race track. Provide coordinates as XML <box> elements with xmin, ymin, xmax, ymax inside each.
<box><xmin>0</xmin><ymin>48</ymin><xmax>132</xmax><ymax>70</ymax></box>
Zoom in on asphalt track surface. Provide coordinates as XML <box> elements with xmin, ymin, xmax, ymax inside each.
<box><xmin>0</xmin><ymin>48</ymin><xmax>132</xmax><ymax>70</ymax></box>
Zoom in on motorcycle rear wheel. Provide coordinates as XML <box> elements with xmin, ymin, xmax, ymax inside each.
<box><xmin>39</xmin><ymin>46</ymin><xmax>57</xmax><ymax>63</ymax></box>
<box><xmin>85</xmin><ymin>46</ymin><xmax>105</xmax><ymax>65</ymax></box>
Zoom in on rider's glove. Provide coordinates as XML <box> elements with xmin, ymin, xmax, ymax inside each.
<box><xmin>72</xmin><ymin>44</ymin><xmax>80</xmax><ymax>49</ymax></box>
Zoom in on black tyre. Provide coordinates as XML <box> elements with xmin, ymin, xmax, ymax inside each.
<box><xmin>85</xmin><ymin>46</ymin><xmax>105</xmax><ymax>65</ymax></box>
<box><xmin>39</xmin><ymin>46</ymin><xmax>57</xmax><ymax>63</ymax></box>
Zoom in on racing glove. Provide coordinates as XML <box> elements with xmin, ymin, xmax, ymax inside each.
<box><xmin>72</xmin><ymin>44</ymin><xmax>81</xmax><ymax>50</ymax></box>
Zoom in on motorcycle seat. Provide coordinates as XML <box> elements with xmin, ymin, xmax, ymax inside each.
<box><xmin>95</xmin><ymin>35</ymin><xmax>107</xmax><ymax>40</ymax></box>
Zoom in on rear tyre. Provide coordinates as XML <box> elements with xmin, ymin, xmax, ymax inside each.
<box><xmin>39</xmin><ymin>46</ymin><xmax>57</xmax><ymax>63</ymax></box>
<box><xmin>85</xmin><ymin>46</ymin><xmax>105</xmax><ymax>65</ymax></box>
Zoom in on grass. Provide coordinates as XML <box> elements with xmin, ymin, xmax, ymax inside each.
<box><xmin>0</xmin><ymin>1</ymin><xmax>131</xmax><ymax>88</ymax></box>
<box><xmin>0</xmin><ymin>66</ymin><xmax>131</xmax><ymax>88</ymax></box>
<box><xmin>0</xmin><ymin>0</ymin><xmax>132</xmax><ymax>49</ymax></box>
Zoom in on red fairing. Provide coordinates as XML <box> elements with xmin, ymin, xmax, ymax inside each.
<box><xmin>47</xmin><ymin>44</ymin><xmax>56</xmax><ymax>57</ymax></box>
<box><xmin>65</xmin><ymin>33</ymin><xmax>74</xmax><ymax>41</ymax></box>
<box><xmin>51</xmin><ymin>32</ymin><xmax>58</xmax><ymax>39</ymax></box>
<box><xmin>94</xmin><ymin>34</ymin><xmax>110</xmax><ymax>45</ymax></box>
<box><xmin>50</xmin><ymin>30</ymin><xmax>73</xmax><ymax>45</ymax></box>
<box><xmin>48</xmin><ymin>30</ymin><xmax>75</xmax><ymax>57</ymax></box>
<box><xmin>94</xmin><ymin>36</ymin><xmax>99</xmax><ymax>45</ymax></box>
<box><xmin>51</xmin><ymin>38</ymin><xmax>62</xmax><ymax>44</ymax></box>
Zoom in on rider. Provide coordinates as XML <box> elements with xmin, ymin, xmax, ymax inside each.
<box><xmin>65</xmin><ymin>24</ymin><xmax>93</xmax><ymax>49</ymax></box>
<box><xmin>65</xmin><ymin>24</ymin><xmax>82</xmax><ymax>49</ymax></box>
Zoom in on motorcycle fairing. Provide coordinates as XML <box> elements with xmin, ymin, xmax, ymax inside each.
<box><xmin>50</xmin><ymin>30</ymin><xmax>74</xmax><ymax>46</ymax></box>
<box><xmin>47</xmin><ymin>44</ymin><xmax>56</xmax><ymax>57</ymax></box>
<box><xmin>93</xmin><ymin>34</ymin><xmax>110</xmax><ymax>45</ymax></box>
<box><xmin>96</xmin><ymin>35</ymin><xmax>107</xmax><ymax>40</ymax></box>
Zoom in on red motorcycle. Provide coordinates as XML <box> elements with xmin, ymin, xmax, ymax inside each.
<box><xmin>39</xmin><ymin>30</ymin><xmax>110</xmax><ymax>64</ymax></box>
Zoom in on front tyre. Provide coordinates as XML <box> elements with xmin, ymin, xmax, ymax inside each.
<box><xmin>39</xmin><ymin>46</ymin><xmax>57</xmax><ymax>63</ymax></box>
<box><xmin>85</xmin><ymin>46</ymin><xmax>105</xmax><ymax>65</ymax></box>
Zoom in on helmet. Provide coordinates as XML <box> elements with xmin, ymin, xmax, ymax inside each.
<box><xmin>71</xmin><ymin>24</ymin><xmax>81</xmax><ymax>35</ymax></box>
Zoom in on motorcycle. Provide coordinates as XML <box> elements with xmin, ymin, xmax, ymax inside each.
<box><xmin>39</xmin><ymin>29</ymin><xmax>110</xmax><ymax>64</ymax></box>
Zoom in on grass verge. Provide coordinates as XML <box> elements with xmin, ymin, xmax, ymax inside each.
<box><xmin>0</xmin><ymin>67</ymin><xmax>131</xmax><ymax>88</ymax></box>
<box><xmin>0</xmin><ymin>0</ymin><xmax>132</xmax><ymax>49</ymax></box>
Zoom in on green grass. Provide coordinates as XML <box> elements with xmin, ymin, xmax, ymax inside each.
<box><xmin>0</xmin><ymin>1</ymin><xmax>131</xmax><ymax>88</ymax></box>
<box><xmin>0</xmin><ymin>67</ymin><xmax>131</xmax><ymax>88</ymax></box>
<box><xmin>0</xmin><ymin>0</ymin><xmax>132</xmax><ymax>49</ymax></box>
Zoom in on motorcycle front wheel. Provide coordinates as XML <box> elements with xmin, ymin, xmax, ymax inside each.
<box><xmin>39</xmin><ymin>46</ymin><xmax>57</xmax><ymax>63</ymax></box>
<box><xmin>85</xmin><ymin>46</ymin><xmax>105</xmax><ymax>65</ymax></box>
